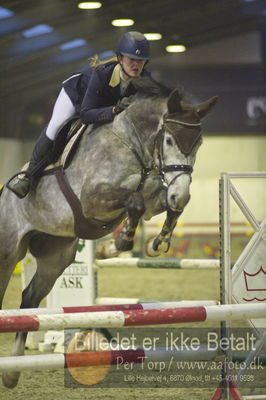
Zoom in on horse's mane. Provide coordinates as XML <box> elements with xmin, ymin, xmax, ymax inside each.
<box><xmin>124</xmin><ymin>76</ymin><xmax>178</xmax><ymax>141</ymax></box>
<box><xmin>131</xmin><ymin>75</ymin><xmax>184</xmax><ymax>100</ymax></box>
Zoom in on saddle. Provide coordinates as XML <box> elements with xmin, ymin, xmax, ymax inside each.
<box><xmin>44</xmin><ymin>117</ymin><xmax>87</xmax><ymax>172</ymax></box>
<box><xmin>11</xmin><ymin>118</ymin><xmax>86</xmax><ymax>180</ymax></box>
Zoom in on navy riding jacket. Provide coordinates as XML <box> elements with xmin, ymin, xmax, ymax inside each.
<box><xmin>63</xmin><ymin>61</ymin><xmax>149</xmax><ymax>124</ymax></box>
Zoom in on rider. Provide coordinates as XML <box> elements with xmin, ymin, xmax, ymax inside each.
<box><xmin>8</xmin><ymin>31</ymin><xmax>151</xmax><ymax>198</ymax></box>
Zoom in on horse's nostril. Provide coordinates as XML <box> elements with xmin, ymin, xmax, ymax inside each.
<box><xmin>170</xmin><ymin>194</ymin><xmax>176</xmax><ymax>202</ymax></box>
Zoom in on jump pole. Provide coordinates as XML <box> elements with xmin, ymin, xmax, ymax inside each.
<box><xmin>0</xmin><ymin>303</ymin><xmax>265</xmax><ymax>333</ymax></box>
<box><xmin>0</xmin><ymin>300</ymin><xmax>218</xmax><ymax>317</ymax></box>
<box><xmin>0</xmin><ymin>346</ymin><xmax>218</xmax><ymax>373</ymax></box>
<box><xmin>93</xmin><ymin>257</ymin><xmax>220</xmax><ymax>305</ymax></box>
<box><xmin>95</xmin><ymin>257</ymin><xmax>219</xmax><ymax>269</ymax></box>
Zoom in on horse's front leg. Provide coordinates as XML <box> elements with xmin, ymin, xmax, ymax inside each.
<box><xmin>115</xmin><ymin>191</ymin><xmax>145</xmax><ymax>252</ymax></box>
<box><xmin>146</xmin><ymin>209</ymin><xmax>182</xmax><ymax>257</ymax></box>
<box><xmin>83</xmin><ymin>185</ymin><xmax>145</xmax><ymax>257</ymax></box>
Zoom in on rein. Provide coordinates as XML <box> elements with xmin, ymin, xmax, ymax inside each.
<box><xmin>106</xmin><ymin>124</ymin><xmax>154</xmax><ymax>191</ymax></box>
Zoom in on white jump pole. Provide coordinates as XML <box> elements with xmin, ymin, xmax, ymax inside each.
<box><xmin>95</xmin><ymin>257</ymin><xmax>219</xmax><ymax>269</ymax></box>
<box><xmin>0</xmin><ymin>345</ymin><xmax>218</xmax><ymax>373</ymax></box>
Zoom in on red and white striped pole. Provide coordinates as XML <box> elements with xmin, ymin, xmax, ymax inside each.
<box><xmin>0</xmin><ymin>300</ymin><xmax>217</xmax><ymax>317</ymax></box>
<box><xmin>0</xmin><ymin>303</ymin><xmax>265</xmax><ymax>333</ymax></box>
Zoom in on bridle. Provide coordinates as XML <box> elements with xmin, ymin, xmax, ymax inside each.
<box><xmin>154</xmin><ymin>115</ymin><xmax>201</xmax><ymax>188</ymax></box>
<box><xmin>108</xmin><ymin>112</ymin><xmax>202</xmax><ymax>192</ymax></box>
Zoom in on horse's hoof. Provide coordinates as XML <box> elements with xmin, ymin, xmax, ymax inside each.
<box><xmin>145</xmin><ymin>238</ymin><xmax>161</xmax><ymax>257</ymax></box>
<box><xmin>159</xmin><ymin>241</ymin><xmax>170</xmax><ymax>253</ymax></box>
<box><xmin>2</xmin><ymin>372</ymin><xmax>20</xmax><ymax>388</ymax></box>
<box><xmin>115</xmin><ymin>236</ymin><xmax>134</xmax><ymax>252</ymax></box>
<box><xmin>95</xmin><ymin>239</ymin><xmax>120</xmax><ymax>259</ymax></box>
<box><xmin>146</xmin><ymin>238</ymin><xmax>170</xmax><ymax>257</ymax></box>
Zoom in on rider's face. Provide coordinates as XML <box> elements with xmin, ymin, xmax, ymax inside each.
<box><xmin>119</xmin><ymin>55</ymin><xmax>146</xmax><ymax>79</ymax></box>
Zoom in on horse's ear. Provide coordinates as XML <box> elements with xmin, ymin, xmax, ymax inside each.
<box><xmin>196</xmin><ymin>96</ymin><xmax>218</xmax><ymax>118</ymax></box>
<box><xmin>167</xmin><ymin>89</ymin><xmax>183</xmax><ymax>114</ymax></box>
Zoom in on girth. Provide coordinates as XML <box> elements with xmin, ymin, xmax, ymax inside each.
<box><xmin>55</xmin><ymin>168</ymin><xmax>124</xmax><ymax>240</ymax></box>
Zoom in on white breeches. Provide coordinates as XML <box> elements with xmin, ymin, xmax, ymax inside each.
<box><xmin>45</xmin><ymin>88</ymin><xmax>76</xmax><ymax>141</ymax></box>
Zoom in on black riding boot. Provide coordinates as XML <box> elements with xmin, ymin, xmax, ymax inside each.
<box><xmin>7</xmin><ymin>132</ymin><xmax>54</xmax><ymax>198</ymax></box>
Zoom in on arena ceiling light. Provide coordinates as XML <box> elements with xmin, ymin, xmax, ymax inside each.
<box><xmin>0</xmin><ymin>7</ymin><xmax>14</xmax><ymax>19</ymax></box>
<box><xmin>78</xmin><ymin>2</ymin><xmax>102</xmax><ymax>9</ymax></box>
<box><xmin>22</xmin><ymin>24</ymin><xmax>53</xmax><ymax>38</ymax></box>
<box><xmin>144</xmin><ymin>33</ymin><xmax>162</xmax><ymax>41</ymax></box>
<box><xmin>166</xmin><ymin>44</ymin><xmax>186</xmax><ymax>53</ymax></box>
<box><xmin>59</xmin><ymin>39</ymin><xmax>87</xmax><ymax>51</ymax></box>
<box><xmin>99</xmin><ymin>50</ymin><xmax>116</xmax><ymax>59</ymax></box>
<box><xmin>111</xmin><ymin>19</ymin><xmax>134</xmax><ymax>27</ymax></box>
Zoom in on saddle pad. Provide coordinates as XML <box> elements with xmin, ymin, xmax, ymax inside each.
<box><xmin>44</xmin><ymin>122</ymin><xmax>86</xmax><ymax>172</ymax></box>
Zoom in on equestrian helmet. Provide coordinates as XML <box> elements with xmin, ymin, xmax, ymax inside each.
<box><xmin>116</xmin><ymin>31</ymin><xmax>150</xmax><ymax>60</ymax></box>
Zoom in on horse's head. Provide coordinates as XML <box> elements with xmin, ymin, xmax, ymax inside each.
<box><xmin>115</xmin><ymin>78</ymin><xmax>217</xmax><ymax>213</ymax></box>
<box><xmin>158</xmin><ymin>89</ymin><xmax>218</xmax><ymax>212</ymax></box>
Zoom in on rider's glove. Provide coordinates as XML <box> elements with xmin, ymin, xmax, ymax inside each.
<box><xmin>113</xmin><ymin>96</ymin><xmax>134</xmax><ymax>115</ymax></box>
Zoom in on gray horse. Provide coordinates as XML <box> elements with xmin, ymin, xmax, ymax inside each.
<box><xmin>0</xmin><ymin>80</ymin><xmax>217</xmax><ymax>388</ymax></box>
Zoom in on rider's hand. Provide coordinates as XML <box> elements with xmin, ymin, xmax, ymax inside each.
<box><xmin>113</xmin><ymin>96</ymin><xmax>134</xmax><ymax>115</ymax></box>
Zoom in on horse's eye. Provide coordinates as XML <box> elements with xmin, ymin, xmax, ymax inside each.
<box><xmin>166</xmin><ymin>137</ymin><xmax>173</xmax><ymax>146</ymax></box>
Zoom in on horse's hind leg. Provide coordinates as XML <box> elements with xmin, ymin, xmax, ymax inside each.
<box><xmin>0</xmin><ymin>240</ymin><xmax>27</xmax><ymax>309</ymax></box>
<box><xmin>2</xmin><ymin>234</ymin><xmax>78</xmax><ymax>388</ymax></box>
<box><xmin>0</xmin><ymin>259</ymin><xmax>18</xmax><ymax>309</ymax></box>
<box><xmin>0</xmin><ymin>262</ymin><xmax>14</xmax><ymax>309</ymax></box>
